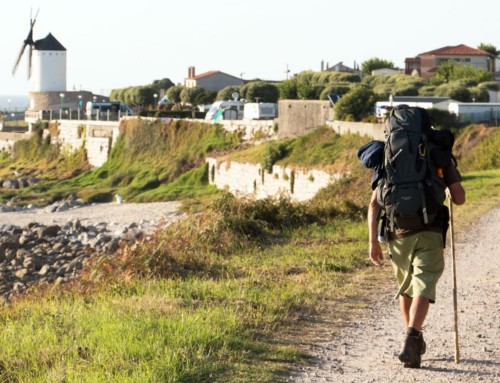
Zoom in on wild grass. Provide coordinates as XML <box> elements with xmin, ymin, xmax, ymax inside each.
<box><xmin>222</xmin><ymin>127</ymin><xmax>369</xmax><ymax>173</ymax></box>
<box><xmin>0</xmin><ymin>119</ymin><xmax>241</xmax><ymax>205</ymax></box>
<box><xmin>0</xmin><ymin>187</ymin><xmax>370</xmax><ymax>383</ymax></box>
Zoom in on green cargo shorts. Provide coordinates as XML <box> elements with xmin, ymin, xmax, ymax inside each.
<box><xmin>389</xmin><ymin>231</ymin><xmax>444</xmax><ymax>303</ymax></box>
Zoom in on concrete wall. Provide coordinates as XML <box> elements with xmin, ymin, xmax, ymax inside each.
<box><xmin>277</xmin><ymin>100</ymin><xmax>332</xmax><ymax>138</ymax></box>
<box><xmin>327</xmin><ymin>120</ymin><xmax>385</xmax><ymax>141</ymax></box>
<box><xmin>207</xmin><ymin>157</ymin><xmax>343</xmax><ymax>202</ymax></box>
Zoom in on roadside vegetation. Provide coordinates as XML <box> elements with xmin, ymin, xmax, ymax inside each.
<box><xmin>0</xmin><ymin>123</ymin><xmax>498</xmax><ymax>382</ymax></box>
<box><xmin>0</xmin><ymin>119</ymin><xmax>243</xmax><ymax>208</ymax></box>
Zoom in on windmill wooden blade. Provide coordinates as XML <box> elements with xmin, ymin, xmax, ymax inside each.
<box><xmin>12</xmin><ymin>42</ymin><xmax>28</xmax><ymax>75</ymax></box>
<box><xmin>28</xmin><ymin>44</ymin><xmax>33</xmax><ymax>79</ymax></box>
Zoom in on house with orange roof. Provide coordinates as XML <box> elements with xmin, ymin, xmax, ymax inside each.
<box><xmin>184</xmin><ymin>66</ymin><xmax>244</xmax><ymax>92</ymax></box>
<box><xmin>404</xmin><ymin>44</ymin><xmax>495</xmax><ymax>79</ymax></box>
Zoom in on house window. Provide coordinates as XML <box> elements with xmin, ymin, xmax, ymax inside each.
<box><xmin>464</xmin><ymin>58</ymin><xmax>471</xmax><ymax>63</ymax></box>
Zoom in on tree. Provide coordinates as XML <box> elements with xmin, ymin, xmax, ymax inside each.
<box><xmin>194</xmin><ymin>90</ymin><xmax>217</xmax><ymax>105</ymax></box>
<box><xmin>166</xmin><ymin>86</ymin><xmax>184</xmax><ymax>104</ymax></box>
<box><xmin>478</xmin><ymin>43</ymin><xmax>499</xmax><ymax>56</ymax></box>
<box><xmin>478</xmin><ymin>43</ymin><xmax>498</xmax><ymax>73</ymax></box>
<box><xmin>432</xmin><ymin>61</ymin><xmax>493</xmax><ymax>85</ymax></box>
<box><xmin>216</xmin><ymin>86</ymin><xmax>241</xmax><ymax>101</ymax></box>
<box><xmin>180</xmin><ymin>87</ymin><xmax>204</xmax><ymax>105</ymax></box>
<box><xmin>243</xmin><ymin>82</ymin><xmax>279</xmax><ymax>103</ymax></box>
<box><xmin>361</xmin><ymin>58</ymin><xmax>394</xmax><ymax>75</ymax></box>
<box><xmin>279</xmin><ymin>79</ymin><xmax>297</xmax><ymax>99</ymax></box>
<box><xmin>333</xmin><ymin>85</ymin><xmax>378</xmax><ymax>121</ymax></box>
<box><xmin>151</xmin><ymin>78</ymin><xmax>175</xmax><ymax>93</ymax></box>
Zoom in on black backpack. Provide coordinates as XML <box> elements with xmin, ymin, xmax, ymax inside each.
<box><xmin>376</xmin><ymin>105</ymin><xmax>453</xmax><ymax>232</ymax></box>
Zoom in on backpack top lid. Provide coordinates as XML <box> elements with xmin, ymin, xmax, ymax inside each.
<box><xmin>357</xmin><ymin>140</ymin><xmax>384</xmax><ymax>190</ymax></box>
<box><xmin>385</xmin><ymin>105</ymin><xmax>434</xmax><ymax>139</ymax></box>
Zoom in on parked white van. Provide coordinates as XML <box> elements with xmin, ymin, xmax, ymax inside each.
<box><xmin>205</xmin><ymin>100</ymin><xmax>246</xmax><ymax>121</ymax></box>
<box><xmin>86</xmin><ymin>101</ymin><xmax>134</xmax><ymax>119</ymax></box>
<box><xmin>243</xmin><ymin>103</ymin><xmax>278</xmax><ymax>120</ymax></box>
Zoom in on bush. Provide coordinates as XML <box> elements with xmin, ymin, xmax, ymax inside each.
<box><xmin>262</xmin><ymin>143</ymin><xmax>287</xmax><ymax>173</ymax></box>
<box><xmin>319</xmin><ymin>83</ymin><xmax>352</xmax><ymax>101</ymax></box>
<box><xmin>334</xmin><ymin>85</ymin><xmax>378</xmax><ymax>121</ymax></box>
<box><xmin>434</xmin><ymin>82</ymin><xmax>472</xmax><ymax>102</ymax></box>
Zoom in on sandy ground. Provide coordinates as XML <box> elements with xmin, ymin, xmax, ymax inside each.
<box><xmin>287</xmin><ymin>207</ymin><xmax>500</xmax><ymax>383</ymax></box>
<box><xmin>0</xmin><ymin>201</ymin><xmax>183</xmax><ymax>232</ymax></box>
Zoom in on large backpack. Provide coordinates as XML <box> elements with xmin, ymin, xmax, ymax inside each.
<box><xmin>376</xmin><ymin>105</ymin><xmax>451</xmax><ymax>232</ymax></box>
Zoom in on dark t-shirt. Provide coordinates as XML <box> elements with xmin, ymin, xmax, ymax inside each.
<box><xmin>390</xmin><ymin>163</ymin><xmax>462</xmax><ymax>239</ymax></box>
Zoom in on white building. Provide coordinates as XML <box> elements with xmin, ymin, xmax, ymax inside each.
<box><xmin>185</xmin><ymin>67</ymin><xmax>243</xmax><ymax>92</ymax></box>
<box><xmin>448</xmin><ymin>102</ymin><xmax>500</xmax><ymax>124</ymax></box>
<box><xmin>375</xmin><ymin>96</ymin><xmax>457</xmax><ymax>119</ymax></box>
<box><xmin>30</xmin><ymin>33</ymin><xmax>66</xmax><ymax>92</ymax></box>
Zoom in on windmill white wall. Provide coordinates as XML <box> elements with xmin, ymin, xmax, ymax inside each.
<box><xmin>30</xmin><ymin>33</ymin><xmax>67</xmax><ymax>92</ymax></box>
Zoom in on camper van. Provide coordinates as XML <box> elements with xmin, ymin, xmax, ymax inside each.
<box><xmin>205</xmin><ymin>100</ymin><xmax>246</xmax><ymax>121</ymax></box>
<box><xmin>86</xmin><ymin>101</ymin><xmax>134</xmax><ymax>120</ymax></box>
<box><xmin>243</xmin><ymin>103</ymin><xmax>278</xmax><ymax>120</ymax></box>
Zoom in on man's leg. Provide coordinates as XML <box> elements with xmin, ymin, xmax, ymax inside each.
<box><xmin>400</xmin><ymin>295</ymin><xmax>412</xmax><ymax>328</ymax></box>
<box><xmin>408</xmin><ymin>296</ymin><xmax>429</xmax><ymax>331</ymax></box>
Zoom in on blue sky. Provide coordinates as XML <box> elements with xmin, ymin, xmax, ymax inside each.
<box><xmin>2</xmin><ymin>0</ymin><xmax>499</xmax><ymax>98</ymax></box>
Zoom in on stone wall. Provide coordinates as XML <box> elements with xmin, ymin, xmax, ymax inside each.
<box><xmin>0</xmin><ymin>132</ymin><xmax>33</xmax><ymax>152</ymax></box>
<box><xmin>28</xmin><ymin>91</ymin><xmax>109</xmax><ymax>111</ymax></box>
<box><xmin>55</xmin><ymin>120</ymin><xmax>120</xmax><ymax>168</ymax></box>
<box><xmin>327</xmin><ymin>120</ymin><xmax>385</xmax><ymax>140</ymax></box>
<box><xmin>206</xmin><ymin>157</ymin><xmax>343</xmax><ymax>202</ymax></box>
<box><xmin>277</xmin><ymin>100</ymin><xmax>333</xmax><ymax>138</ymax></box>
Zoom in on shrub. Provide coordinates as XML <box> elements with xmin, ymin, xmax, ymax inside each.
<box><xmin>261</xmin><ymin>143</ymin><xmax>287</xmax><ymax>173</ymax></box>
<box><xmin>334</xmin><ymin>85</ymin><xmax>378</xmax><ymax>121</ymax></box>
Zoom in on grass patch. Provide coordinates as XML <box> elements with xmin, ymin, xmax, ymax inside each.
<box><xmin>0</xmin><ymin>191</ymin><xmax>370</xmax><ymax>382</ymax></box>
<box><xmin>222</xmin><ymin>127</ymin><xmax>369</xmax><ymax>173</ymax></box>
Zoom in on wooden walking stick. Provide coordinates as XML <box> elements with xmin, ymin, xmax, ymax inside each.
<box><xmin>449</xmin><ymin>197</ymin><xmax>460</xmax><ymax>363</ymax></box>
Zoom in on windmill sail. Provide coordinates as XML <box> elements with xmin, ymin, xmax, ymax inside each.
<box><xmin>12</xmin><ymin>9</ymin><xmax>39</xmax><ymax>78</ymax></box>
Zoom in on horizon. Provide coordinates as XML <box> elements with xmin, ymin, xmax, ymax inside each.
<box><xmin>2</xmin><ymin>0</ymin><xmax>500</xmax><ymax>97</ymax></box>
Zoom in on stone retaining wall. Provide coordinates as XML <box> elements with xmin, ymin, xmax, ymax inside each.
<box><xmin>327</xmin><ymin>120</ymin><xmax>384</xmax><ymax>140</ymax></box>
<box><xmin>0</xmin><ymin>132</ymin><xmax>33</xmax><ymax>152</ymax></box>
<box><xmin>207</xmin><ymin>157</ymin><xmax>343</xmax><ymax>201</ymax></box>
<box><xmin>55</xmin><ymin>120</ymin><xmax>120</xmax><ymax>167</ymax></box>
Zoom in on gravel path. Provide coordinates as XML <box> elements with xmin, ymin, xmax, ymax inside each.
<box><xmin>0</xmin><ymin>201</ymin><xmax>183</xmax><ymax>232</ymax></box>
<box><xmin>288</xmin><ymin>207</ymin><xmax>500</xmax><ymax>382</ymax></box>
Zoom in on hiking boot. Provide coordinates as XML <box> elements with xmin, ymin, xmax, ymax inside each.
<box><xmin>399</xmin><ymin>332</ymin><xmax>425</xmax><ymax>368</ymax></box>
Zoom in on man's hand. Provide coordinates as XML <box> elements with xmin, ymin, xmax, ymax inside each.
<box><xmin>369</xmin><ymin>241</ymin><xmax>384</xmax><ymax>266</ymax></box>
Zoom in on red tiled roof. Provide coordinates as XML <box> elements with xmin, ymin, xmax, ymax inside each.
<box><xmin>190</xmin><ymin>70</ymin><xmax>220</xmax><ymax>79</ymax></box>
<box><xmin>419</xmin><ymin>44</ymin><xmax>493</xmax><ymax>57</ymax></box>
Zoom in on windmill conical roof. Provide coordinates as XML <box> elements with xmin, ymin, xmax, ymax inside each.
<box><xmin>34</xmin><ymin>33</ymin><xmax>66</xmax><ymax>51</ymax></box>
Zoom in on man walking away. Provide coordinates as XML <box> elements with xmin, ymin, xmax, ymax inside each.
<box><xmin>362</xmin><ymin>106</ymin><xmax>465</xmax><ymax>368</ymax></box>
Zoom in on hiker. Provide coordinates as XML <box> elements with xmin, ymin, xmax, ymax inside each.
<box><xmin>359</xmin><ymin>106</ymin><xmax>465</xmax><ymax>368</ymax></box>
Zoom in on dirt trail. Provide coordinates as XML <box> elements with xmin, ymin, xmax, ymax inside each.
<box><xmin>287</xmin><ymin>207</ymin><xmax>500</xmax><ymax>383</ymax></box>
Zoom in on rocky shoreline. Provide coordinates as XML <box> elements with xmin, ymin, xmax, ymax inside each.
<box><xmin>0</xmin><ymin>196</ymin><xmax>183</xmax><ymax>303</ymax></box>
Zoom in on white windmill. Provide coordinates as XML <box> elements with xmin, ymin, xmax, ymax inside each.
<box><xmin>12</xmin><ymin>9</ymin><xmax>67</xmax><ymax>93</ymax></box>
